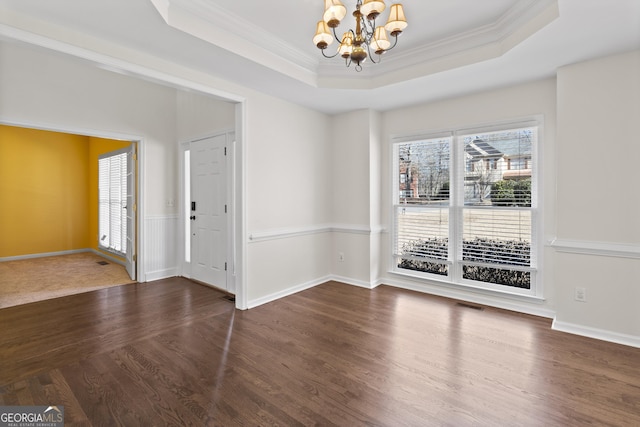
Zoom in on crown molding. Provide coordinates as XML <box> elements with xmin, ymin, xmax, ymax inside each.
<box><xmin>151</xmin><ymin>0</ymin><xmax>319</xmax><ymax>86</ymax></box>
<box><xmin>149</xmin><ymin>0</ymin><xmax>558</xmax><ymax>89</ymax></box>
<box><xmin>318</xmin><ymin>0</ymin><xmax>559</xmax><ymax>88</ymax></box>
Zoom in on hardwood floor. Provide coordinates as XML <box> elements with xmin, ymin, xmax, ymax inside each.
<box><xmin>1</xmin><ymin>278</ymin><xmax>638</xmax><ymax>426</ymax></box>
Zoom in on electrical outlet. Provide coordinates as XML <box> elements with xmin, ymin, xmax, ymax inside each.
<box><xmin>338</xmin><ymin>252</ymin><xmax>345</xmax><ymax>262</ymax></box>
<box><xmin>574</xmin><ymin>287</ymin><xmax>587</xmax><ymax>302</ymax></box>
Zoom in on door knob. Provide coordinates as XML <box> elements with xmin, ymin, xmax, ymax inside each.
<box><xmin>190</xmin><ymin>215</ymin><xmax>196</xmax><ymax>220</ymax></box>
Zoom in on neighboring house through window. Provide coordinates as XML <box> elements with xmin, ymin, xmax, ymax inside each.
<box><xmin>392</xmin><ymin>120</ymin><xmax>540</xmax><ymax>297</ymax></box>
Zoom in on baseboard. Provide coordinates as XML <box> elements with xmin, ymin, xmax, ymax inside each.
<box><xmin>552</xmin><ymin>319</ymin><xmax>640</xmax><ymax>349</ymax></box>
<box><xmin>0</xmin><ymin>248</ymin><xmax>89</xmax><ymax>262</ymax></box>
<box><xmin>89</xmin><ymin>249</ymin><xmax>125</xmax><ymax>267</ymax></box>
<box><xmin>246</xmin><ymin>273</ymin><xmax>554</xmax><ymax>320</ymax></box>
<box><xmin>145</xmin><ymin>268</ymin><xmax>179</xmax><ymax>282</ymax></box>
<box><xmin>328</xmin><ymin>275</ymin><xmax>379</xmax><ymax>290</ymax></box>
<box><xmin>247</xmin><ymin>275</ymin><xmax>332</xmax><ymax>309</ymax></box>
<box><xmin>382</xmin><ymin>276</ymin><xmax>556</xmax><ymax>319</ymax></box>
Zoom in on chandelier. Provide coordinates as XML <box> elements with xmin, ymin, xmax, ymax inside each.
<box><xmin>313</xmin><ymin>0</ymin><xmax>408</xmax><ymax>72</ymax></box>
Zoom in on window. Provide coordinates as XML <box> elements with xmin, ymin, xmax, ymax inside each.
<box><xmin>393</xmin><ymin>122</ymin><xmax>539</xmax><ymax>296</ymax></box>
<box><xmin>98</xmin><ymin>149</ymin><xmax>128</xmax><ymax>256</ymax></box>
<box><xmin>184</xmin><ymin>149</ymin><xmax>191</xmax><ymax>263</ymax></box>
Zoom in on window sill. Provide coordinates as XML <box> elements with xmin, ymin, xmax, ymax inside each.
<box><xmin>388</xmin><ymin>268</ymin><xmax>546</xmax><ymax>305</ymax></box>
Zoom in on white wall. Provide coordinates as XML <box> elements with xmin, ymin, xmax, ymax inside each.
<box><xmin>244</xmin><ymin>92</ymin><xmax>333</xmax><ymax>305</ymax></box>
<box><xmin>331</xmin><ymin>110</ymin><xmax>372</xmax><ymax>226</ymax></box>
<box><xmin>379</xmin><ymin>78</ymin><xmax>558</xmax><ymax>318</ymax></box>
<box><xmin>176</xmin><ymin>91</ymin><xmax>236</xmax><ymax>141</ymax></box>
<box><xmin>553</xmin><ymin>50</ymin><xmax>640</xmax><ymax>344</ymax></box>
<box><xmin>329</xmin><ymin>109</ymin><xmax>385</xmax><ymax>287</ymax></box>
<box><xmin>330</xmin><ymin>110</ymin><xmax>373</xmax><ymax>285</ymax></box>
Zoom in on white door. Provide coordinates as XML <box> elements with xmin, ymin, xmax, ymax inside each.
<box><xmin>190</xmin><ymin>135</ymin><xmax>227</xmax><ymax>289</ymax></box>
<box><xmin>125</xmin><ymin>143</ymin><xmax>136</xmax><ymax>280</ymax></box>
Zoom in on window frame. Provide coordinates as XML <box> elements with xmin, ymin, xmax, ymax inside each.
<box><xmin>390</xmin><ymin>118</ymin><xmax>543</xmax><ymax>299</ymax></box>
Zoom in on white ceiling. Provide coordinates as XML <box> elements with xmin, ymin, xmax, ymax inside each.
<box><xmin>0</xmin><ymin>0</ymin><xmax>639</xmax><ymax>114</ymax></box>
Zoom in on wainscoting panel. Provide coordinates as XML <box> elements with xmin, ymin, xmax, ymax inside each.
<box><xmin>144</xmin><ymin>215</ymin><xmax>179</xmax><ymax>281</ymax></box>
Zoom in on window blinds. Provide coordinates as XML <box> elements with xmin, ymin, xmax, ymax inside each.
<box><xmin>98</xmin><ymin>150</ymin><xmax>127</xmax><ymax>255</ymax></box>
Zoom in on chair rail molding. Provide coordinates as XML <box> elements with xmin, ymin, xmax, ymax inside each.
<box><xmin>548</xmin><ymin>238</ymin><xmax>640</xmax><ymax>259</ymax></box>
<box><xmin>248</xmin><ymin>223</ymin><xmax>379</xmax><ymax>243</ymax></box>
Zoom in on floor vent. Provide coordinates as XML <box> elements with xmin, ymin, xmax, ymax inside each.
<box><xmin>457</xmin><ymin>302</ymin><xmax>484</xmax><ymax>311</ymax></box>
<box><xmin>222</xmin><ymin>295</ymin><xmax>235</xmax><ymax>302</ymax></box>
<box><xmin>96</xmin><ymin>261</ymin><xmax>109</xmax><ymax>266</ymax></box>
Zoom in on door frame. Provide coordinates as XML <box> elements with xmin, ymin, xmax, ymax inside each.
<box><xmin>179</xmin><ymin>129</ymin><xmax>236</xmax><ymax>294</ymax></box>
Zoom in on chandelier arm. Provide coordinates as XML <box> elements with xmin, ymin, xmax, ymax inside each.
<box><xmin>366</xmin><ymin>42</ymin><xmax>380</xmax><ymax>64</ymax></box>
<box><xmin>321</xmin><ymin>48</ymin><xmax>340</xmax><ymax>59</ymax></box>
<box><xmin>386</xmin><ymin>33</ymin><xmax>400</xmax><ymax>51</ymax></box>
<box><xmin>332</xmin><ymin>26</ymin><xmax>343</xmax><ymax>44</ymax></box>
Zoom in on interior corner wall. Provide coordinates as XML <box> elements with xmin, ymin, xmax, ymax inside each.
<box><xmin>554</xmin><ymin>50</ymin><xmax>640</xmax><ymax>342</ymax></box>
<box><xmin>369</xmin><ymin>110</ymin><xmax>384</xmax><ymax>283</ymax></box>
<box><xmin>0</xmin><ymin>125</ymin><xmax>90</xmax><ymax>257</ymax></box>
<box><xmin>245</xmin><ymin>93</ymin><xmax>333</xmax><ymax>305</ymax></box>
<box><xmin>330</xmin><ymin>110</ymin><xmax>375</xmax><ymax>286</ymax></box>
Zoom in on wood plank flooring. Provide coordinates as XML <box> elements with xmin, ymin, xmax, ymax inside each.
<box><xmin>1</xmin><ymin>278</ymin><xmax>639</xmax><ymax>426</ymax></box>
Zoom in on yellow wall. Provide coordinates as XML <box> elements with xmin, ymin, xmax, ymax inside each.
<box><xmin>0</xmin><ymin>125</ymin><xmax>130</xmax><ymax>258</ymax></box>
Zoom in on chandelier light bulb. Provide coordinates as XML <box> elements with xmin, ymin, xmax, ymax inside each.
<box><xmin>360</xmin><ymin>0</ymin><xmax>386</xmax><ymax>20</ymax></box>
<box><xmin>339</xmin><ymin>32</ymin><xmax>354</xmax><ymax>58</ymax></box>
<box><xmin>385</xmin><ymin>4</ymin><xmax>408</xmax><ymax>36</ymax></box>
<box><xmin>313</xmin><ymin>20</ymin><xmax>334</xmax><ymax>49</ymax></box>
<box><xmin>370</xmin><ymin>26</ymin><xmax>391</xmax><ymax>54</ymax></box>
<box><xmin>323</xmin><ymin>0</ymin><xmax>347</xmax><ymax>28</ymax></box>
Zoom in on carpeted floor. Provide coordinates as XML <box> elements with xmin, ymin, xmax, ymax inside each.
<box><xmin>0</xmin><ymin>252</ymin><xmax>136</xmax><ymax>309</ymax></box>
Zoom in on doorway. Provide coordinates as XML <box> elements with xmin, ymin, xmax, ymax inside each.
<box><xmin>0</xmin><ymin>124</ymin><xmax>139</xmax><ymax>304</ymax></box>
<box><xmin>182</xmin><ymin>132</ymin><xmax>233</xmax><ymax>293</ymax></box>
